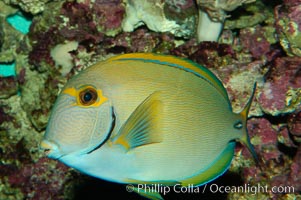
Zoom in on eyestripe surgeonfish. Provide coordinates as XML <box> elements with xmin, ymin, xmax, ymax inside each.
<box><xmin>41</xmin><ymin>53</ymin><xmax>257</xmax><ymax>199</ymax></box>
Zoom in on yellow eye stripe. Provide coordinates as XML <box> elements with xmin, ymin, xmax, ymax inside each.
<box><xmin>63</xmin><ymin>86</ymin><xmax>108</xmax><ymax>107</ymax></box>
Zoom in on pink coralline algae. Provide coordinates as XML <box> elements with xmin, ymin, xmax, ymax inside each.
<box><xmin>60</xmin><ymin>0</ymin><xmax>124</xmax><ymax>38</ymax></box>
<box><xmin>239</xmin><ymin>26</ymin><xmax>274</xmax><ymax>60</ymax></box>
<box><xmin>275</xmin><ymin>2</ymin><xmax>301</xmax><ymax>57</ymax></box>
<box><xmin>0</xmin><ymin>137</ymin><xmax>70</xmax><ymax>200</ymax></box>
<box><xmin>171</xmin><ymin>40</ymin><xmax>235</xmax><ymax>68</ymax></box>
<box><xmin>283</xmin><ymin>0</ymin><xmax>301</xmax><ymax>6</ymax></box>
<box><xmin>247</xmin><ymin>118</ymin><xmax>281</xmax><ymax>162</ymax></box>
<box><xmin>272</xmin><ymin>146</ymin><xmax>301</xmax><ymax>193</ymax></box>
<box><xmin>28</xmin><ymin>27</ymin><xmax>57</xmax><ymax>70</ymax></box>
<box><xmin>189</xmin><ymin>42</ymin><xmax>235</xmax><ymax>67</ymax></box>
<box><xmin>239</xmin><ymin>117</ymin><xmax>301</xmax><ymax>197</ymax></box>
<box><xmin>258</xmin><ymin>56</ymin><xmax>301</xmax><ymax>115</ymax></box>
<box><xmin>103</xmin><ymin>28</ymin><xmax>176</xmax><ymax>54</ymax></box>
<box><xmin>164</xmin><ymin>0</ymin><xmax>196</xmax><ymax>22</ymax></box>
<box><xmin>288</xmin><ymin>109</ymin><xmax>301</xmax><ymax>137</ymax></box>
<box><xmin>29</xmin><ymin>0</ymin><xmax>124</xmax><ymax>71</ymax></box>
<box><xmin>59</xmin><ymin>2</ymin><xmax>104</xmax><ymax>42</ymax></box>
<box><xmin>92</xmin><ymin>0</ymin><xmax>125</xmax><ymax>34</ymax></box>
<box><xmin>8</xmin><ymin>158</ymin><xmax>69</xmax><ymax>200</ymax></box>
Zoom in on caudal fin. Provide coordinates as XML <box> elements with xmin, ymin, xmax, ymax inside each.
<box><xmin>240</xmin><ymin>83</ymin><xmax>259</xmax><ymax>164</ymax></box>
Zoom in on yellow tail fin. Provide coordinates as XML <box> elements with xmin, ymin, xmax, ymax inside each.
<box><xmin>240</xmin><ymin>83</ymin><xmax>259</xmax><ymax>164</ymax></box>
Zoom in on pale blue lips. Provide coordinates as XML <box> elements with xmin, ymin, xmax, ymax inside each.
<box><xmin>40</xmin><ymin>140</ymin><xmax>63</xmax><ymax>159</ymax></box>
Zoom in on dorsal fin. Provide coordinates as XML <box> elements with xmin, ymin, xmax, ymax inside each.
<box><xmin>107</xmin><ymin>53</ymin><xmax>230</xmax><ymax>105</ymax></box>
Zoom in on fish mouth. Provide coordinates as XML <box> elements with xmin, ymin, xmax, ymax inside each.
<box><xmin>40</xmin><ymin>140</ymin><xmax>63</xmax><ymax>159</ymax></box>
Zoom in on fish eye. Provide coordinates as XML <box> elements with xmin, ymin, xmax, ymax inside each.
<box><xmin>79</xmin><ymin>88</ymin><xmax>98</xmax><ymax>106</ymax></box>
<box><xmin>234</xmin><ymin>120</ymin><xmax>243</xmax><ymax>129</ymax></box>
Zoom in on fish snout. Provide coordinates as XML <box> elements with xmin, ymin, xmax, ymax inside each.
<box><xmin>40</xmin><ymin>140</ymin><xmax>62</xmax><ymax>159</ymax></box>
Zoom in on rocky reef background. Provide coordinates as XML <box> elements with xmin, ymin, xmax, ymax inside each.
<box><xmin>0</xmin><ymin>0</ymin><xmax>300</xmax><ymax>199</ymax></box>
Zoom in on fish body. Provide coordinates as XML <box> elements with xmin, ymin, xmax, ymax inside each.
<box><xmin>41</xmin><ymin>53</ymin><xmax>256</xmax><ymax>198</ymax></box>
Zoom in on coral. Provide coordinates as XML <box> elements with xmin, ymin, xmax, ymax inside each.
<box><xmin>7</xmin><ymin>158</ymin><xmax>69</xmax><ymax>200</ymax></box>
<box><xmin>3</xmin><ymin>0</ymin><xmax>50</xmax><ymax>14</ymax></box>
<box><xmin>28</xmin><ymin>0</ymin><xmax>124</xmax><ymax>72</ymax></box>
<box><xmin>258</xmin><ymin>56</ymin><xmax>301</xmax><ymax>115</ymax></box>
<box><xmin>0</xmin><ymin>76</ymin><xmax>18</xmax><ymax>99</ymax></box>
<box><xmin>90</xmin><ymin>0</ymin><xmax>125</xmax><ymax>36</ymax></box>
<box><xmin>239</xmin><ymin>25</ymin><xmax>277</xmax><ymax>59</ymax></box>
<box><xmin>28</xmin><ymin>26</ymin><xmax>61</xmax><ymax>72</ymax></box>
<box><xmin>288</xmin><ymin>109</ymin><xmax>301</xmax><ymax>140</ymax></box>
<box><xmin>196</xmin><ymin>0</ymin><xmax>255</xmax><ymax>41</ymax></box>
<box><xmin>0</xmin><ymin>106</ymin><xmax>15</xmax><ymax>127</ymax></box>
<box><xmin>0</xmin><ymin>132</ymin><xmax>70</xmax><ymax>199</ymax></box>
<box><xmin>61</xmin><ymin>0</ymin><xmax>124</xmax><ymax>37</ymax></box>
<box><xmin>189</xmin><ymin>42</ymin><xmax>235</xmax><ymax>67</ymax></box>
<box><xmin>0</xmin><ymin>92</ymin><xmax>77</xmax><ymax>199</ymax></box>
<box><xmin>228</xmin><ymin>117</ymin><xmax>300</xmax><ymax>199</ymax></box>
<box><xmin>170</xmin><ymin>40</ymin><xmax>235</xmax><ymax>66</ymax></box>
<box><xmin>275</xmin><ymin>2</ymin><xmax>301</xmax><ymax>57</ymax></box>
<box><xmin>224</xmin><ymin>1</ymin><xmax>273</xmax><ymax>30</ymax></box>
<box><xmin>287</xmin><ymin>146</ymin><xmax>301</xmax><ymax>191</ymax></box>
<box><xmin>0</xmin><ymin>1</ymin><xmax>23</xmax><ymax>63</ymax></box>
<box><xmin>50</xmin><ymin>41</ymin><xmax>79</xmax><ymax>76</ymax></box>
<box><xmin>103</xmin><ymin>28</ymin><xmax>176</xmax><ymax>54</ymax></box>
<box><xmin>19</xmin><ymin>70</ymin><xmax>60</xmax><ymax>131</ymax></box>
<box><xmin>247</xmin><ymin>118</ymin><xmax>282</xmax><ymax>161</ymax></box>
<box><xmin>122</xmin><ymin>0</ymin><xmax>196</xmax><ymax>38</ymax></box>
<box><xmin>196</xmin><ymin>10</ymin><xmax>224</xmax><ymax>42</ymax></box>
<box><xmin>271</xmin><ymin>145</ymin><xmax>301</xmax><ymax>194</ymax></box>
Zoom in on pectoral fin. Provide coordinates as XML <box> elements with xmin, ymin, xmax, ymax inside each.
<box><xmin>113</xmin><ymin>91</ymin><xmax>163</xmax><ymax>151</ymax></box>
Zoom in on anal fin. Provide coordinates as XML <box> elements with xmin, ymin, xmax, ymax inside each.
<box><xmin>132</xmin><ymin>187</ymin><xmax>163</xmax><ymax>200</ymax></box>
<box><xmin>181</xmin><ymin>142</ymin><xmax>235</xmax><ymax>187</ymax></box>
